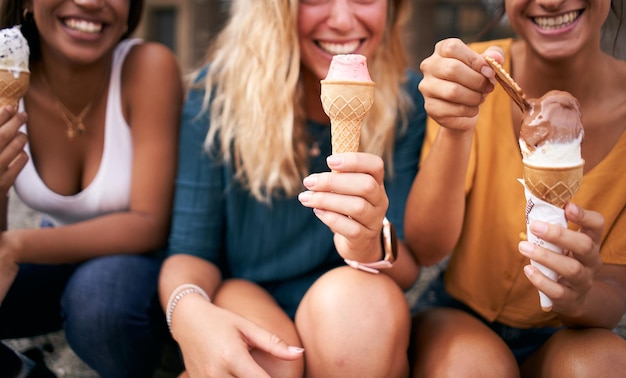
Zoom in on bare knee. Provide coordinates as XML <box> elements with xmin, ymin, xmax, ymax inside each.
<box><xmin>522</xmin><ymin>328</ymin><xmax>626</xmax><ymax>378</ymax></box>
<box><xmin>412</xmin><ymin>308</ymin><xmax>518</xmax><ymax>378</ymax></box>
<box><xmin>297</xmin><ymin>267</ymin><xmax>410</xmax><ymax>377</ymax></box>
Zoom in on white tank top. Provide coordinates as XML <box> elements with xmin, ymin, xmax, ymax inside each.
<box><xmin>14</xmin><ymin>39</ymin><xmax>141</xmax><ymax>226</ymax></box>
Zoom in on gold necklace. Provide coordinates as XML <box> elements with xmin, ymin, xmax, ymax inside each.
<box><xmin>54</xmin><ymin>94</ymin><xmax>92</xmax><ymax>139</ymax></box>
<box><xmin>40</xmin><ymin>68</ymin><xmax>102</xmax><ymax>139</ymax></box>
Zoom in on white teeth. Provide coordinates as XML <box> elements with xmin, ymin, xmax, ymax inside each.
<box><xmin>534</xmin><ymin>11</ymin><xmax>580</xmax><ymax>30</ymax></box>
<box><xmin>65</xmin><ymin>18</ymin><xmax>103</xmax><ymax>34</ymax></box>
<box><xmin>318</xmin><ymin>40</ymin><xmax>360</xmax><ymax>55</ymax></box>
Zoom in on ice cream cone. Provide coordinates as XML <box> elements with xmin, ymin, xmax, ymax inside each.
<box><xmin>321</xmin><ymin>80</ymin><xmax>375</xmax><ymax>154</ymax></box>
<box><xmin>522</xmin><ymin>161</ymin><xmax>584</xmax><ymax>208</ymax></box>
<box><xmin>0</xmin><ymin>69</ymin><xmax>29</xmax><ymax>108</ymax></box>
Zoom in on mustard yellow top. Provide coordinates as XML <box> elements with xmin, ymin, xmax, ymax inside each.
<box><xmin>421</xmin><ymin>38</ymin><xmax>626</xmax><ymax>328</ymax></box>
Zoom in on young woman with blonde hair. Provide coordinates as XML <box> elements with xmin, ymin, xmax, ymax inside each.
<box><xmin>159</xmin><ymin>0</ymin><xmax>426</xmax><ymax>376</ymax></box>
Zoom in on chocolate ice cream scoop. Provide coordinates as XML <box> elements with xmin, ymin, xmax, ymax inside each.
<box><xmin>520</xmin><ymin>90</ymin><xmax>583</xmax><ymax>150</ymax></box>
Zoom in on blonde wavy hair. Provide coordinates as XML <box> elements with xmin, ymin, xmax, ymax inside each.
<box><xmin>195</xmin><ymin>0</ymin><xmax>412</xmax><ymax>202</ymax></box>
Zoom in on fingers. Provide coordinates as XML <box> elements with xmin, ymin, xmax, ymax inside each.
<box><xmin>564</xmin><ymin>202</ymin><xmax>605</xmax><ymax>246</ymax></box>
<box><xmin>522</xmin><ymin>262</ymin><xmax>569</xmax><ymax>305</ymax></box>
<box><xmin>0</xmin><ymin>107</ymin><xmax>28</xmax><ymax>193</ymax></box>
<box><xmin>239</xmin><ymin>321</ymin><xmax>304</xmax><ymax>361</ymax></box>
<box><xmin>0</xmin><ymin>106</ymin><xmax>26</xmax><ymax>144</ymax></box>
<box><xmin>298</xmin><ymin>155</ymin><xmax>387</xmax><ymax>230</ymax></box>
<box><xmin>430</xmin><ymin>38</ymin><xmax>497</xmax><ymax>92</ymax></box>
<box><xmin>326</xmin><ymin>153</ymin><xmax>385</xmax><ymax>183</ymax></box>
<box><xmin>518</xmin><ymin>206</ymin><xmax>604</xmax><ymax>312</ymax></box>
<box><xmin>482</xmin><ymin>46</ymin><xmax>505</xmax><ymax>64</ymax></box>
<box><xmin>520</xmin><ymin>240</ymin><xmax>581</xmax><ymax>281</ymax></box>
<box><xmin>528</xmin><ymin>205</ymin><xmax>603</xmax><ymax>268</ymax></box>
<box><xmin>419</xmin><ymin>38</ymin><xmax>500</xmax><ymax>131</ymax></box>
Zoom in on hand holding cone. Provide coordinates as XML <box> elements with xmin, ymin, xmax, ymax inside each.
<box><xmin>490</xmin><ymin>57</ymin><xmax>585</xmax><ymax>312</ymax></box>
<box><xmin>519</xmin><ymin>91</ymin><xmax>584</xmax><ymax>311</ymax></box>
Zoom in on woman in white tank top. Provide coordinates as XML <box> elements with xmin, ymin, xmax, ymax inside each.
<box><xmin>0</xmin><ymin>0</ymin><xmax>183</xmax><ymax>376</ymax></box>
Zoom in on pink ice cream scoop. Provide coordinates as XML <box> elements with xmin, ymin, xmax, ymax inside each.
<box><xmin>324</xmin><ymin>54</ymin><xmax>373</xmax><ymax>82</ymax></box>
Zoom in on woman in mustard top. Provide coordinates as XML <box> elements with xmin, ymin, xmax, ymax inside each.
<box><xmin>405</xmin><ymin>0</ymin><xmax>626</xmax><ymax>376</ymax></box>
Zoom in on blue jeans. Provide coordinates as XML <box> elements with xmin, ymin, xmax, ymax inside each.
<box><xmin>412</xmin><ymin>271</ymin><xmax>561</xmax><ymax>364</ymax></box>
<box><xmin>0</xmin><ymin>254</ymin><xmax>167</xmax><ymax>377</ymax></box>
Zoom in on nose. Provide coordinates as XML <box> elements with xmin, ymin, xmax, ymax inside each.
<box><xmin>326</xmin><ymin>0</ymin><xmax>356</xmax><ymax>31</ymax></box>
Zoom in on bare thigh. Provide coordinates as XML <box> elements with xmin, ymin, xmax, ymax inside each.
<box><xmin>412</xmin><ymin>308</ymin><xmax>519</xmax><ymax>378</ymax></box>
<box><xmin>214</xmin><ymin>278</ymin><xmax>304</xmax><ymax>378</ymax></box>
<box><xmin>521</xmin><ymin>328</ymin><xmax>626</xmax><ymax>378</ymax></box>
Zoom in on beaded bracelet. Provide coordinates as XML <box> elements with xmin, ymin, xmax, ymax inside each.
<box><xmin>166</xmin><ymin>283</ymin><xmax>210</xmax><ymax>333</ymax></box>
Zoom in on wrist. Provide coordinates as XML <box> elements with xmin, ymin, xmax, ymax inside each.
<box><xmin>344</xmin><ymin>217</ymin><xmax>397</xmax><ymax>274</ymax></box>
<box><xmin>166</xmin><ymin>284</ymin><xmax>211</xmax><ymax>333</ymax></box>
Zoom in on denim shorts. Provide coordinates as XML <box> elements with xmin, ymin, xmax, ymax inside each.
<box><xmin>412</xmin><ymin>271</ymin><xmax>562</xmax><ymax>363</ymax></box>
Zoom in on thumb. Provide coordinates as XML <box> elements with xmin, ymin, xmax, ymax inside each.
<box><xmin>479</xmin><ymin>46</ymin><xmax>505</xmax><ymax>82</ymax></box>
<box><xmin>241</xmin><ymin>322</ymin><xmax>304</xmax><ymax>361</ymax></box>
<box><xmin>483</xmin><ymin>46</ymin><xmax>505</xmax><ymax>63</ymax></box>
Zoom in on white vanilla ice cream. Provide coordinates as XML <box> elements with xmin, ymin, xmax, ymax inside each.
<box><xmin>0</xmin><ymin>26</ymin><xmax>30</xmax><ymax>76</ymax></box>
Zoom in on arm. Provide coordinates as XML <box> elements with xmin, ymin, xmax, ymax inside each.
<box><xmin>403</xmin><ymin>39</ymin><xmax>499</xmax><ymax>266</ymax></box>
<box><xmin>159</xmin><ymin>78</ymin><xmax>302</xmax><ymax>377</ymax></box>
<box><xmin>2</xmin><ymin>42</ymin><xmax>183</xmax><ymax>263</ymax></box>
<box><xmin>520</xmin><ymin>202</ymin><xmax>626</xmax><ymax>329</ymax></box>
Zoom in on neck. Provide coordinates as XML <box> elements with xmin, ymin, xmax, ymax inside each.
<box><xmin>35</xmin><ymin>59</ymin><xmax>111</xmax><ymax>139</ymax></box>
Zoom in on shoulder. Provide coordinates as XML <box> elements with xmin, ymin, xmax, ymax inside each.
<box><xmin>121</xmin><ymin>40</ymin><xmax>181</xmax><ymax>84</ymax></box>
<box><xmin>120</xmin><ymin>40</ymin><xmax>183</xmax><ymax>98</ymax></box>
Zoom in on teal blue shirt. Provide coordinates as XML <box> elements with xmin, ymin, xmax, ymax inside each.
<box><xmin>168</xmin><ymin>69</ymin><xmax>426</xmax><ymax>317</ymax></box>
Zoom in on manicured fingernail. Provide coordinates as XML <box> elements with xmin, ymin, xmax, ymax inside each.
<box><xmin>303</xmin><ymin>175</ymin><xmax>316</xmax><ymax>188</ymax></box>
<box><xmin>530</xmin><ymin>221</ymin><xmax>548</xmax><ymax>235</ymax></box>
<box><xmin>523</xmin><ymin>265</ymin><xmax>534</xmax><ymax>277</ymax></box>
<box><xmin>519</xmin><ymin>241</ymin><xmax>534</xmax><ymax>256</ymax></box>
<box><xmin>327</xmin><ymin>155</ymin><xmax>341</xmax><ymax>167</ymax></box>
<box><xmin>567</xmin><ymin>202</ymin><xmax>579</xmax><ymax>217</ymax></box>
<box><xmin>481</xmin><ymin>65</ymin><xmax>493</xmax><ymax>78</ymax></box>
<box><xmin>298</xmin><ymin>191</ymin><xmax>311</xmax><ymax>203</ymax></box>
<box><xmin>288</xmin><ymin>346</ymin><xmax>304</xmax><ymax>353</ymax></box>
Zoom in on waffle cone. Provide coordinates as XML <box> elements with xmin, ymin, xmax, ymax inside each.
<box><xmin>522</xmin><ymin>161</ymin><xmax>584</xmax><ymax>208</ymax></box>
<box><xmin>0</xmin><ymin>69</ymin><xmax>29</xmax><ymax>108</ymax></box>
<box><xmin>321</xmin><ymin>80</ymin><xmax>375</xmax><ymax>154</ymax></box>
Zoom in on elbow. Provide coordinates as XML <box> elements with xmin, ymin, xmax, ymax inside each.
<box><xmin>404</xmin><ymin>237</ymin><xmax>453</xmax><ymax>267</ymax></box>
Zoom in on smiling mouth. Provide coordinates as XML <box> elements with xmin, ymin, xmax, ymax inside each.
<box><xmin>317</xmin><ymin>40</ymin><xmax>361</xmax><ymax>55</ymax></box>
<box><xmin>533</xmin><ymin>10</ymin><xmax>582</xmax><ymax>30</ymax></box>
<box><xmin>63</xmin><ymin>18</ymin><xmax>103</xmax><ymax>34</ymax></box>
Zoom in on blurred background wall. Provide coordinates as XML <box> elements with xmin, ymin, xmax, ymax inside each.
<box><xmin>136</xmin><ymin>0</ymin><xmax>626</xmax><ymax>74</ymax></box>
